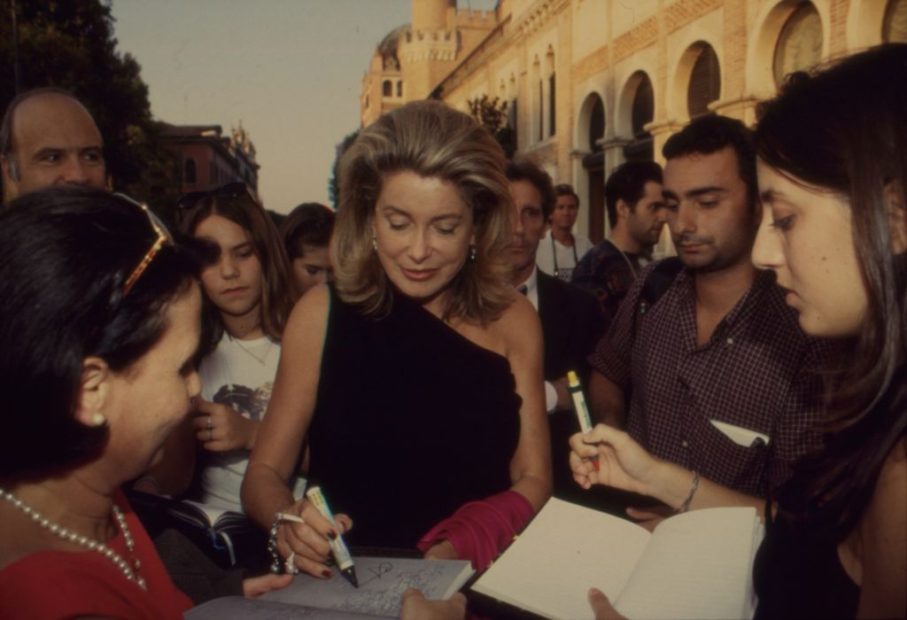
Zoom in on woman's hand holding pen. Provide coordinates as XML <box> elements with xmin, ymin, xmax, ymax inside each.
<box><xmin>278</xmin><ymin>500</ymin><xmax>353</xmax><ymax>578</ymax></box>
<box><xmin>568</xmin><ymin>424</ymin><xmax>660</xmax><ymax>496</ymax></box>
<box><xmin>192</xmin><ymin>397</ymin><xmax>260</xmax><ymax>452</ymax></box>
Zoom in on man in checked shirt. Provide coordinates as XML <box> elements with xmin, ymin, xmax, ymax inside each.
<box><xmin>579</xmin><ymin>115</ymin><xmax>828</xmax><ymax>520</ymax></box>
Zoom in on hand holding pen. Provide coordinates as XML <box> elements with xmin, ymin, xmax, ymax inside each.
<box><xmin>568</xmin><ymin>423</ymin><xmax>659</xmax><ymax>497</ymax></box>
<box><xmin>274</xmin><ymin>498</ymin><xmax>353</xmax><ymax>579</ymax></box>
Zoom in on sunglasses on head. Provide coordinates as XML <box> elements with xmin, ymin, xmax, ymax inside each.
<box><xmin>113</xmin><ymin>193</ymin><xmax>175</xmax><ymax>297</ymax></box>
<box><xmin>176</xmin><ymin>182</ymin><xmax>255</xmax><ymax>212</ymax></box>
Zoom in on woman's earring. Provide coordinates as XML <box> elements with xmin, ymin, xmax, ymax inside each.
<box><xmin>469</xmin><ymin>245</ymin><xmax>477</xmax><ymax>263</ymax></box>
<box><xmin>89</xmin><ymin>412</ymin><xmax>107</xmax><ymax>427</ymax></box>
<box><xmin>372</xmin><ymin>235</ymin><xmax>378</xmax><ymax>252</ymax></box>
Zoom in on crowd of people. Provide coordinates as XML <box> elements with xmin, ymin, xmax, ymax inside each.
<box><xmin>0</xmin><ymin>43</ymin><xmax>904</xmax><ymax>620</ymax></box>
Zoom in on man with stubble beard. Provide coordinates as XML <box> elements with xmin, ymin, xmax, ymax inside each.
<box><xmin>583</xmin><ymin>115</ymin><xmax>829</xmax><ymax>521</ymax></box>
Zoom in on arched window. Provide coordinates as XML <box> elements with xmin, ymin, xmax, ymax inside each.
<box><xmin>548</xmin><ymin>73</ymin><xmax>557</xmax><ymax>137</ymax></box>
<box><xmin>184</xmin><ymin>158</ymin><xmax>197</xmax><ymax>185</ymax></box>
<box><xmin>538</xmin><ymin>79</ymin><xmax>544</xmax><ymax>141</ymax></box>
<box><xmin>588</xmin><ymin>95</ymin><xmax>604</xmax><ymax>153</ymax></box>
<box><xmin>382</xmin><ymin>80</ymin><xmax>392</xmax><ymax>97</ymax></box>
<box><xmin>632</xmin><ymin>75</ymin><xmax>653</xmax><ymax>139</ymax></box>
<box><xmin>884</xmin><ymin>0</ymin><xmax>907</xmax><ymax>42</ymax></box>
<box><xmin>580</xmin><ymin>93</ymin><xmax>607</xmax><ymax>243</ymax></box>
<box><xmin>774</xmin><ymin>3</ymin><xmax>823</xmax><ymax>87</ymax></box>
<box><xmin>687</xmin><ymin>44</ymin><xmax>721</xmax><ymax>118</ymax></box>
<box><xmin>624</xmin><ymin>72</ymin><xmax>654</xmax><ymax>162</ymax></box>
<box><xmin>532</xmin><ymin>56</ymin><xmax>543</xmax><ymax>142</ymax></box>
<box><xmin>546</xmin><ymin>48</ymin><xmax>556</xmax><ymax>137</ymax></box>
<box><xmin>396</xmin><ymin>80</ymin><xmax>403</xmax><ymax>97</ymax></box>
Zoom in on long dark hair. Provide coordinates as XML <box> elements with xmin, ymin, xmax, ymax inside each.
<box><xmin>755</xmin><ymin>44</ymin><xmax>907</xmax><ymax>537</ymax></box>
<box><xmin>177</xmin><ymin>185</ymin><xmax>296</xmax><ymax>349</ymax></box>
<box><xmin>0</xmin><ymin>187</ymin><xmax>201</xmax><ymax>478</ymax></box>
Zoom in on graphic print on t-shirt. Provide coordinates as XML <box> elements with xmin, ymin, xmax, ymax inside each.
<box><xmin>212</xmin><ymin>382</ymin><xmax>273</xmax><ymax>421</ymax></box>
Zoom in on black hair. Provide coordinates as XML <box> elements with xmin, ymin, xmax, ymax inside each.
<box><xmin>554</xmin><ymin>183</ymin><xmax>579</xmax><ymax>203</ymax></box>
<box><xmin>0</xmin><ymin>186</ymin><xmax>200</xmax><ymax>478</ymax></box>
<box><xmin>505</xmin><ymin>159</ymin><xmax>555</xmax><ymax>219</ymax></box>
<box><xmin>604</xmin><ymin>161</ymin><xmax>663</xmax><ymax>228</ymax></box>
<box><xmin>279</xmin><ymin>202</ymin><xmax>335</xmax><ymax>260</ymax></box>
<box><xmin>662</xmin><ymin>114</ymin><xmax>757</xmax><ymax>209</ymax></box>
<box><xmin>756</xmin><ymin>44</ymin><xmax>907</xmax><ymax>538</ymax></box>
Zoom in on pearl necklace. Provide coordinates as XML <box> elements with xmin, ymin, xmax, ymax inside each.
<box><xmin>0</xmin><ymin>487</ymin><xmax>147</xmax><ymax>590</ymax></box>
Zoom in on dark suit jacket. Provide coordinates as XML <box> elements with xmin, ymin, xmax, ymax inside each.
<box><xmin>535</xmin><ymin>271</ymin><xmax>604</xmax><ymax>501</ymax></box>
<box><xmin>536</xmin><ymin>270</ymin><xmax>603</xmax><ymax>385</ymax></box>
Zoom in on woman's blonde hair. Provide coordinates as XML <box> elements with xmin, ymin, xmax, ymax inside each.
<box><xmin>334</xmin><ymin>100</ymin><xmax>513</xmax><ymax>323</ymax></box>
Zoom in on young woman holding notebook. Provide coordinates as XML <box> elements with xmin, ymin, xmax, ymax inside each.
<box><xmin>572</xmin><ymin>44</ymin><xmax>907</xmax><ymax>619</ymax></box>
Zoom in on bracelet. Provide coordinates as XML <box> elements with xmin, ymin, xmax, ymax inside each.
<box><xmin>677</xmin><ymin>470</ymin><xmax>700</xmax><ymax>513</ymax></box>
<box><xmin>267</xmin><ymin>513</ymin><xmax>284</xmax><ymax>574</ymax></box>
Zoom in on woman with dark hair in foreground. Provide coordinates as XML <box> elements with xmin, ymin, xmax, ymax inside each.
<box><xmin>0</xmin><ymin>187</ymin><xmax>289</xmax><ymax>618</ymax></box>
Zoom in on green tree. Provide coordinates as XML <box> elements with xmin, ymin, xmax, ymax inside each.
<box><xmin>468</xmin><ymin>94</ymin><xmax>516</xmax><ymax>158</ymax></box>
<box><xmin>0</xmin><ymin>0</ymin><xmax>179</xmax><ymax>210</ymax></box>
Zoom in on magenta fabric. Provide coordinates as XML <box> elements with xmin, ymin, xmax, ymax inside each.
<box><xmin>417</xmin><ymin>490</ymin><xmax>534</xmax><ymax>572</ymax></box>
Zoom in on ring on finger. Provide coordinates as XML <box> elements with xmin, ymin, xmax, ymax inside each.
<box><xmin>285</xmin><ymin>551</ymin><xmax>299</xmax><ymax>575</ymax></box>
<box><xmin>206</xmin><ymin>416</ymin><xmax>213</xmax><ymax>430</ymax></box>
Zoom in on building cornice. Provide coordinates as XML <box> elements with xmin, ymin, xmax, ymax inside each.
<box><xmin>513</xmin><ymin>0</ymin><xmax>570</xmax><ymax>38</ymax></box>
<box><xmin>433</xmin><ymin>0</ymin><xmax>570</xmax><ymax>97</ymax></box>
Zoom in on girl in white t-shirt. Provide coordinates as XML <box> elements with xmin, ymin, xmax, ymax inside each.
<box><xmin>155</xmin><ymin>184</ymin><xmax>302</xmax><ymax>571</ymax></box>
<box><xmin>176</xmin><ymin>183</ymin><xmax>303</xmax><ymax>519</ymax></box>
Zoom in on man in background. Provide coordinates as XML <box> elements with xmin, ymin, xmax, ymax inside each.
<box><xmin>506</xmin><ymin>159</ymin><xmax>602</xmax><ymax>502</ymax></box>
<box><xmin>535</xmin><ymin>183</ymin><xmax>593</xmax><ymax>282</ymax></box>
<box><xmin>1</xmin><ymin>88</ymin><xmax>106</xmax><ymax>204</ymax></box>
<box><xmin>586</xmin><ymin>116</ymin><xmax>827</xmax><ymax>517</ymax></box>
<box><xmin>572</xmin><ymin>161</ymin><xmax>665</xmax><ymax>326</ymax></box>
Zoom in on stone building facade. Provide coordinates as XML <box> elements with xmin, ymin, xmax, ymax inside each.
<box><xmin>361</xmin><ymin>0</ymin><xmax>907</xmax><ymax>242</ymax></box>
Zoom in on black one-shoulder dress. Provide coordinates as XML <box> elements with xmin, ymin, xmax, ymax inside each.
<box><xmin>307</xmin><ymin>287</ymin><xmax>522</xmax><ymax>550</ymax></box>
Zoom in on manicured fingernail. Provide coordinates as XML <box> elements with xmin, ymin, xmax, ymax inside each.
<box><xmin>328</xmin><ymin>530</ymin><xmax>337</xmax><ymax>540</ymax></box>
<box><xmin>322</xmin><ymin>569</ymin><xmax>332</xmax><ymax>578</ymax></box>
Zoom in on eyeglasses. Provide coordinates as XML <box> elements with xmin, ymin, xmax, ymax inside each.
<box><xmin>176</xmin><ymin>182</ymin><xmax>254</xmax><ymax>212</ymax></box>
<box><xmin>116</xmin><ymin>193</ymin><xmax>174</xmax><ymax>296</ymax></box>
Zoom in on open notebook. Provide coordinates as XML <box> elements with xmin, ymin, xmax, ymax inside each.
<box><xmin>471</xmin><ymin>497</ymin><xmax>764</xmax><ymax>620</ymax></box>
<box><xmin>186</xmin><ymin>556</ymin><xmax>473</xmax><ymax>619</ymax></box>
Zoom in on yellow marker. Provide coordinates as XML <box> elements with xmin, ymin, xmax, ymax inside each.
<box><xmin>567</xmin><ymin>370</ymin><xmax>599</xmax><ymax>472</ymax></box>
<box><xmin>567</xmin><ymin>370</ymin><xmax>593</xmax><ymax>432</ymax></box>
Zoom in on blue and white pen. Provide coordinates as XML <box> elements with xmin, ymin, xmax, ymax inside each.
<box><xmin>305</xmin><ymin>485</ymin><xmax>359</xmax><ymax>588</ymax></box>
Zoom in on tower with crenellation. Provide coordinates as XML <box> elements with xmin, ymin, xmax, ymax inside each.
<box><xmin>360</xmin><ymin>0</ymin><xmax>497</xmax><ymax>126</ymax></box>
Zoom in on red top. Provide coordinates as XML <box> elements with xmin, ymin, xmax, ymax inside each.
<box><xmin>0</xmin><ymin>490</ymin><xmax>192</xmax><ymax>620</ymax></box>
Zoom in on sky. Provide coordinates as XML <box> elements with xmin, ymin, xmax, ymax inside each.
<box><xmin>110</xmin><ymin>0</ymin><xmax>497</xmax><ymax>214</ymax></box>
